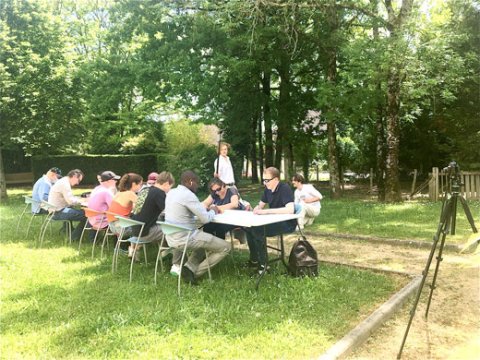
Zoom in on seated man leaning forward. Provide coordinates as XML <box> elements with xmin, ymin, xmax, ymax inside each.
<box><xmin>165</xmin><ymin>170</ymin><xmax>231</xmax><ymax>285</ymax></box>
<box><xmin>202</xmin><ymin>178</ymin><xmax>245</xmax><ymax>240</ymax></box>
<box><xmin>291</xmin><ymin>173</ymin><xmax>323</xmax><ymax>229</ymax></box>
<box><xmin>246</xmin><ymin>166</ymin><xmax>296</xmax><ymax>273</ymax></box>
<box><xmin>48</xmin><ymin>169</ymin><xmax>87</xmax><ymax>241</ymax></box>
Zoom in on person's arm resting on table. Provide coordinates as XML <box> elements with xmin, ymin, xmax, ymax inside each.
<box><xmin>253</xmin><ymin>201</ymin><xmax>294</xmax><ymax>215</ymax></box>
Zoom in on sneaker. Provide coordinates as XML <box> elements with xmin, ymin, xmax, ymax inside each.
<box><xmin>170</xmin><ymin>264</ymin><xmax>181</xmax><ymax>277</ymax></box>
<box><xmin>180</xmin><ymin>265</ymin><xmax>198</xmax><ymax>286</ymax></box>
<box><xmin>257</xmin><ymin>264</ymin><xmax>271</xmax><ymax>275</ymax></box>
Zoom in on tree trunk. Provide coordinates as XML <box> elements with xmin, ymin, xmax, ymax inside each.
<box><xmin>384</xmin><ymin>69</ymin><xmax>402</xmax><ymax>201</ymax></box>
<box><xmin>371</xmin><ymin>0</ymin><xmax>386</xmax><ymax>201</ymax></box>
<box><xmin>0</xmin><ymin>148</ymin><xmax>8</xmax><ymax>201</ymax></box>
<box><xmin>325</xmin><ymin>2</ymin><xmax>341</xmax><ymax>198</ymax></box>
<box><xmin>376</xmin><ymin>111</ymin><xmax>386</xmax><ymax>200</ymax></box>
<box><xmin>383</xmin><ymin>0</ymin><xmax>414</xmax><ymax>202</ymax></box>
<box><xmin>262</xmin><ymin>71</ymin><xmax>274</xmax><ymax>168</ymax></box>
<box><xmin>302</xmin><ymin>155</ymin><xmax>310</xmax><ymax>183</ymax></box>
<box><xmin>327</xmin><ymin>122</ymin><xmax>340</xmax><ymax>198</ymax></box>
<box><xmin>251</xmin><ymin>114</ymin><xmax>259</xmax><ymax>183</ymax></box>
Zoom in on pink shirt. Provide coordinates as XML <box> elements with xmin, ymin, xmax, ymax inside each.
<box><xmin>87</xmin><ymin>186</ymin><xmax>114</xmax><ymax>228</ymax></box>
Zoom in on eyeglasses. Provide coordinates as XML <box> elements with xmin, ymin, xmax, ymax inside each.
<box><xmin>263</xmin><ymin>178</ymin><xmax>274</xmax><ymax>184</ymax></box>
<box><xmin>211</xmin><ymin>187</ymin><xmax>222</xmax><ymax>194</ymax></box>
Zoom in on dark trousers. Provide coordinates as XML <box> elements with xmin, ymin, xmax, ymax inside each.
<box><xmin>52</xmin><ymin>207</ymin><xmax>87</xmax><ymax>241</ymax></box>
<box><xmin>202</xmin><ymin>222</ymin><xmax>236</xmax><ymax>240</ymax></box>
<box><xmin>246</xmin><ymin>221</ymin><xmax>296</xmax><ymax>265</ymax></box>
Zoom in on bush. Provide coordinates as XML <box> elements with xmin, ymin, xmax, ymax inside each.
<box><xmin>32</xmin><ymin>154</ymin><xmax>164</xmax><ymax>184</ymax></box>
<box><xmin>164</xmin><ymin>144</ymin><xmax>217</xmax><ymax>191</ymax></box>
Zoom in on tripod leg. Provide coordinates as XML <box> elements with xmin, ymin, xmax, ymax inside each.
<box><xmin>450</xmin><ymin>195</ymin><xmax>458</xmax><ymax>235</ymax></box>
<box><xmin>424</xmin><ymin>224</ymin><xmax>449</xmax><ymax>319</ymax></box>
<box><xmin>458</xmin><ymin>196</ymin><xmax>478</xmax><ymax>233</ymax></box>
<box><xmin>397</xmin><ymin>199</ymin><xmax>452</xmax><ymax>359</ymax></box>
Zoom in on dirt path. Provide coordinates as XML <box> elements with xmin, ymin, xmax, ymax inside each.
<box><xmin>299</xmin><ymin>235</ymin><xmax>480</xmax><ymax>359</ymax></box>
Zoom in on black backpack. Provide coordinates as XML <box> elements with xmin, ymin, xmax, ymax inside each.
<box><xmin>288</xmin><ymin>236</ymin><xmax>319</xmax><ymax>277</ymax></box>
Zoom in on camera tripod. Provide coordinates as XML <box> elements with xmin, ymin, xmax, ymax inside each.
<box><xmin>397</xmin><ymin>175</ymin><xmax>478</xmax><ymax>359</ymax></box>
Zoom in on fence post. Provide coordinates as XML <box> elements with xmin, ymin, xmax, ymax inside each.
<box><xmin>411</xmin><ymin>169</ymin><xmax>417</xmax><ymax>196</ymax></box>
<box><xmin>433</xmin><ymin>167</ymin><xmax>439</xmax><ymax>201</ymax></box>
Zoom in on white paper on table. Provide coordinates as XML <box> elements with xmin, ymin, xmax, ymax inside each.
<box><xmin>212</xmin><ymin>210</ymin><xmax>299</xmax><ymax>228</ymax></box>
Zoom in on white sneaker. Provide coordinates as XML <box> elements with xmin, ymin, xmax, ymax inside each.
<box><xmin>170</xmin><ymin>264</ymin><xmax>181</xmax><ymax>277</ymax></box>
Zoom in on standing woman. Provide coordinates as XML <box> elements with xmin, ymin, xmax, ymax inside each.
<box><xmin>214</xmin><ymin>142</ymin><xmax>235</xmax><ymax>187</ymax></box>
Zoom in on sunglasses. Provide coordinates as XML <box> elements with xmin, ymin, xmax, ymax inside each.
<box><xmin>263</xmin><ymin>178</ymin><xmax>274</xmax><ymax>184</ymax></box>
<box><xmin>210</xmin><ymin>187</ymin><xmax>222</xmax><ymax>194</ymax></box>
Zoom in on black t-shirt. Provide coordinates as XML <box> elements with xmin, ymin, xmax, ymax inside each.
<box><xmin>131</xmin><ymin>186</ymin><xmax>166</xmax><ymax>236</ymax></box>
<box><xmin>261</xmin><ymin>182</ymin><xmax>296</xmax><ymax>228</ymax></box>
<box><xmin>212</xmin><ymin>187</ymin><xmax>245</xmax><ymax>210</ymax></box>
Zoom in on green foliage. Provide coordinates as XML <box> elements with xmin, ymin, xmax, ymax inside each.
<box><xmin>0</xmin><ymin>193</ymin><xmax>399</xmax><ymax>359</ymax></box>
<box><xmin>0</xmin><ymin>0</ymin><xmax>84</xmax><ymax>154</ymax></box>
<box><xmin>164</xmin><ymin>143</ymin><xmax>217</xmax><ymax>190</ymax></box>
<box><xmin>31</xmin><ymin>154</ymin><xmax>162</xmax><ymax>184</ymax></box>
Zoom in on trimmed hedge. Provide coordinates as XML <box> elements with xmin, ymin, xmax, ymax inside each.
<box><xmin>32</xmin><ymin>154</ymin><xmax>165</xmax><ymax>185</ymax></box>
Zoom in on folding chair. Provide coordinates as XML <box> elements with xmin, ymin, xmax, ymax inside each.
<box><xmin>153</xmin><ymin>233</ymin><xmax>173</xmax><ymax>285</ymax></box>
<box><xmin>17</xmin><ymin>196</ymin><xmax>45</xmax><ymax>239</ymax></box>
<box><xmin>157</xmin><ymin>221</ymin><xmax>212</xmax><ymax>296</ymax></box>
<box><xmin>78</xmin><ymin>208</ymin><xmax>108</xmax><ymax>258</ymax></box>
<box><xmin>111</xmin><ymin>216</ymin><xmax>155</xmax><ymax>283</ymax></box>
<box><xmin>38</xmin><ymin>201</ymin><xmax>72</xmax><ymax>247</ymax></box>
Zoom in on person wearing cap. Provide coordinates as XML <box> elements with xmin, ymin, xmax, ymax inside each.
<box><xmin>87</xmin><ymin>171</ymin><xmax>120</xmax><ymax>229</ymax></box>
<box><xmin>31</xmin><ymin>167</ymin><xmax>62</xmax><ymax>214</ymax></box>
<box><xmin>147</xmin><ymin>172</ymin><xmax>159</xmax><ymax>186</ymax></box>
<box><xmin>48</xmin><ymin>169</ymin><xmax>88</xmax><ymax>241</ymax></box>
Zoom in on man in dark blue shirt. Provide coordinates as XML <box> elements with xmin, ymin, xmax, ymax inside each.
<box><xmin>246</xmin><ymin>167</ymin><xmax>296</xmax><ymax>273</ymax></box>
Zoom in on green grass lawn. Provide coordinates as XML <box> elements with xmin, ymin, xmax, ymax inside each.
<box><xmin>238</xmin><ymin>182</ymin><xmax>480</xmax><ymax>244</ymax></box>
<box><xmin>0</xmin><ymin>190</ymin><xmax>403</xmax><ymax>359</ymax></box>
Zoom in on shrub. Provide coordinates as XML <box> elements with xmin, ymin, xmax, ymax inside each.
<box><xmin>32</xmin><ymin>154</ymin><xmax>164</xmax><ymax>184</ymax></box>
<box><xmin>164</xmin><ymin>144</ymin><xmax>217</xmax><ymax>190</ymax></box>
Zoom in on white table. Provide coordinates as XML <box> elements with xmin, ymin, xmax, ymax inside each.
<box><xmin>212</xmin><ymin>210</ymin><xmax>299</xmax><ymax>227</ymax></box>
<box><xmin>212</xmin><ymin>210</ymin><xmax>301</xmax><ymax>290</ymax></box>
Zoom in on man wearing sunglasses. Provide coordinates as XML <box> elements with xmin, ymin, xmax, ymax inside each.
<box><xmin>246</xmin><ymin>167</ymin><xmax>296</xmax><ymax>273</ymax></box>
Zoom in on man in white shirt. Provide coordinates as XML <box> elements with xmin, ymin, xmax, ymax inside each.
<box><xmin>291</xmin><ymin>173</ymin><xmax>323</xmax><ymax>229</ymax></box>
<box><xmin>213</xmin><ymin>142</ymin><xmax>235</xmax><ymax>186</ymax></box>
<box><xmin>48</xmin><ymin>169</ymin><xmax>87</xmax><ymax>241</ymax></box>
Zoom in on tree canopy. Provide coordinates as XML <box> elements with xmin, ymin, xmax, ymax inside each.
<box><xmin>1</xmin><ymin>0</ymin><xmax>478</xmax><ymax>201</ymax></box>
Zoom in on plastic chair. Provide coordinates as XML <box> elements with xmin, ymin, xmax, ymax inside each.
<box><xmin>112</xmin><ymin>215</ymin><xmax>155</xmax><ymax>283</ymax></box>
<box><xmin>156</xmin><ymin>221</ymin><xmax>212</xmax><ymax>296</ymax></box>
<box><xmin>17</xmin><ymin>195</ymin><xmax>46</xmax><ymax>239</ymax></box>
<box><xmin>78</xmin><ymin>208</ymin><xmax>108</xmax><ymax>258</ymax></box>
<box><xmin>153</xmin><ymin>233</ymin><xmax>173</xmax><ymax>285</ymax></box>
<box><xmin>38</xmin><ymin>201</ymin><xmax>72</xmax><ymax>247</ymax></box>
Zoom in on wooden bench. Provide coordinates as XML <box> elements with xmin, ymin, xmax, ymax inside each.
<box><xmin>5</xmin><ymin>172</ymin><xmax>34</xmax><ymax>185</ymax></box>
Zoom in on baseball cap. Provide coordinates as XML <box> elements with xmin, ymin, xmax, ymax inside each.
<box><xmin>147</xmin><ymin>172</ymin><xmax>159</xmax><ymax>185</ymax></box>
<box><xmin>49</xmin><ymin>167</ymin><xmax>63</xmax><ymax>178</ymax></box>
<box><xmin>100</xmin><ymin>171</ymin><xmax>121</xmax><ymax>182</ymax></box>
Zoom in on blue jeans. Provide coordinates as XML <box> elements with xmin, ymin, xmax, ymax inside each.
<box><xmin>246</xmin><ymin>221</ymin><xmax>296</xmax><ymax>265</ymax></box>
<box><xmin>52</xmin><ymin>208</ymin><xmax>87</xmax><ymax>241</ymax></box>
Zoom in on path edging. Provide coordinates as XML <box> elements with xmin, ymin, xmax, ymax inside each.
<box><xmin>308</xmin><ymin>231</ymin><xmax>462</xmax><ymax>253</ymax></box>
<box><xmin>318</xmin><ymin>275</ymin><xmax>422</xmax><ymax>360</ymax></box>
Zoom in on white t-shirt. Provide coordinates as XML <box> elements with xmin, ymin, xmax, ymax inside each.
<box><xmin>214</xmin><ymin>155</ymin><xmax>235</xmax><ymax>185</ymax></box>
<box><xmin>294</xmin><ymin>184</ymin><xmax>323</xmax><ymax>210</ymax></box>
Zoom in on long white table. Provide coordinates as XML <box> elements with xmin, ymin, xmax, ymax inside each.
<box><xmin>211</xmin><ymin>210</ymin><xmax>301</xmax><ymax>290</ymax></box>
<box><xmin>212</xmin><ymin>209</ymin><xmax>299</xmax><ymax>227</ymax></box>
